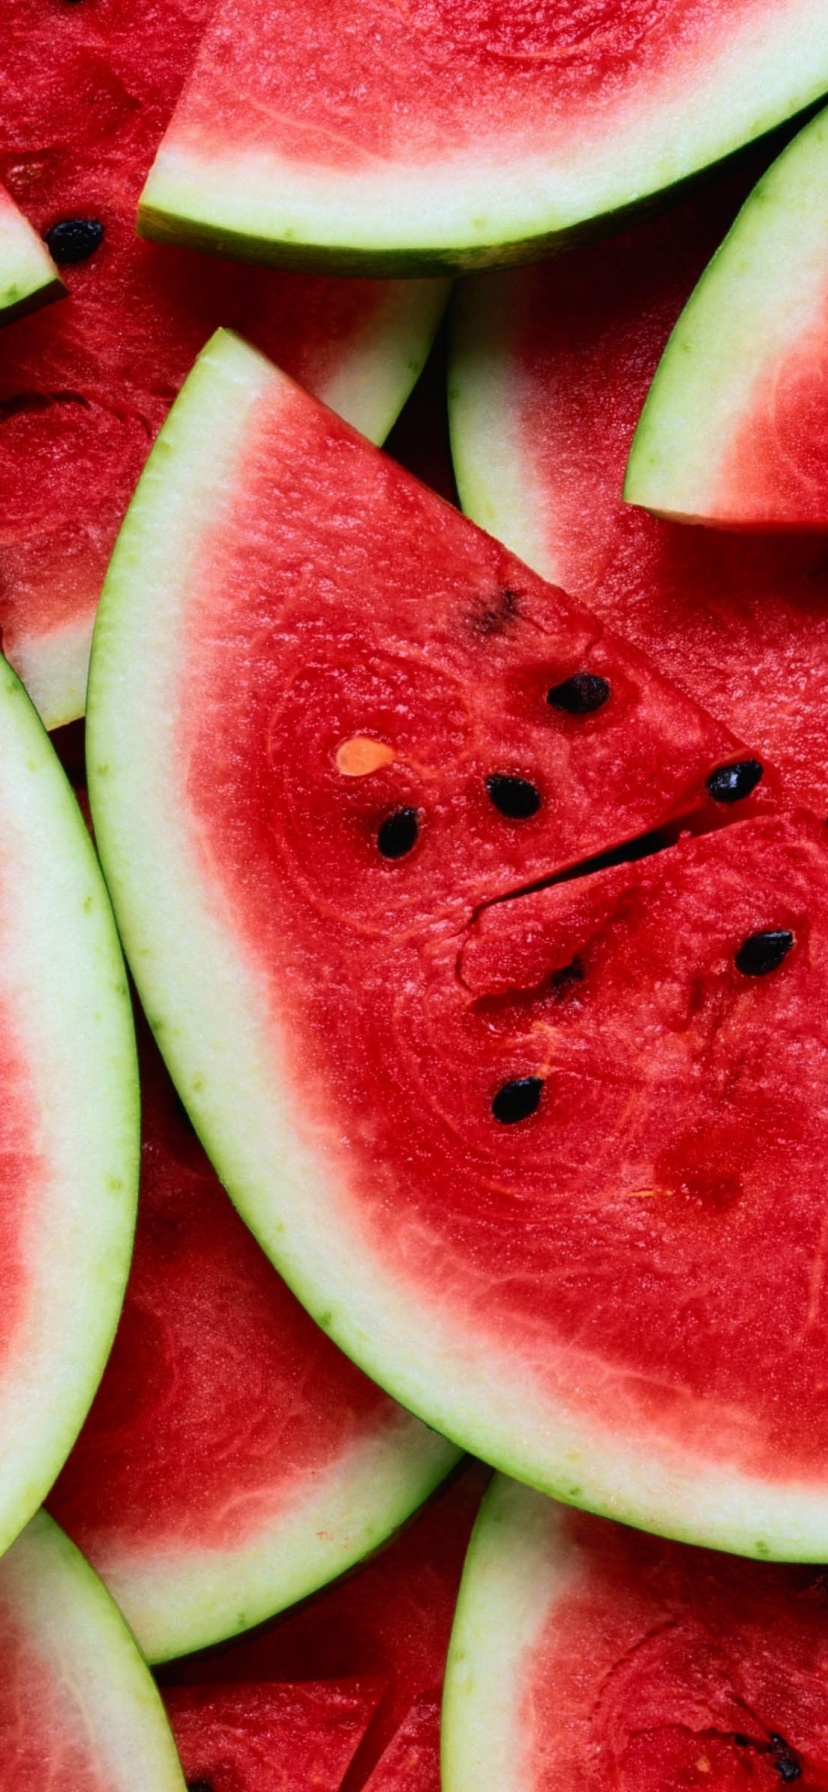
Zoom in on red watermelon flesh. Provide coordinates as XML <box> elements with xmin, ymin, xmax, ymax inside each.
<box><xmin>163</xmin><ymin>1681</ymin><xmax>382</xmax><ymax>1792</ymax></box>
<box><xmin>160</xmin><ymin>1463</ymin><xmax>488</xmax><ymax>1791</ymax></box>
<box><xmin>450</xmin><ymin>174</ymin><xmax>828</xmax><ymax>817</ymax></box>
<box><xmin>48</xmin><ymin>1012</ymin><xmax>457</xmax><ymax>1665</ymax></box>
<box><xmin>0</xmin><ymin>0</ymin><xmax>446</xmax><ymax>730</ymax></box>
<box><xmin>361</xmin><ymin>1693</ymin><xmax>440</xmax><ymax>1792</ymax></box>
<box><xmin>444</xmin><ymin>1476</ymin><xmax>828</xmax><ymax>1792</ymax></box>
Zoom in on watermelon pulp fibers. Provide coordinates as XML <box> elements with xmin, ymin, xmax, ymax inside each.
<box><xmin>49</xmin><ymin>1009</ymin><xmax>457</xmax><ymax>1664</ymax></box>
<box><xmin>0</xmin><ymin>0</ymin><xmax>447</xmax><ymax>729</ymax></box>
<box><xmin>445</xmin><ymin>1474</ymin><xmax>828</xmax><ymax>1791</ymax></box>
<box><xmin>450</xmin><ymin>169</ymin><xmax>828</xmax><ymax>816</ymax></box>
<box><xmin>139</xmin><ymin>0</ymin><xmax>828</xmax><ymax>270</ymax></box>
<box><xmin>361</xmin><ymin>1692</ymin><xmax>440</xmax><ymax>1792</ymax></box>
<box><xmin>163</xmin><ymin>1681</ymin><xmax>382</xmax><ymax>1792</ymax></box>
<box><xmin>626</xmin><ymin>103</ymin><xmax>828</xmax><ymax>529</ymax></box>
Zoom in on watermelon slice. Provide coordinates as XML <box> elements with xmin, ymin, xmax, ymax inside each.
<box><xmin>625</xmin><ymin>105</ymin><xmax>828</xmax><ymax>528</ymax></box>
<box><xmin>450</xmin><ymin>177</ymin><xmax>828</xmax><ymax>817</ymax></box>
<box><xmin>444</xmin><ymin>1474</ymin><xmax>828</xmax><ymax>1791</ymax></box>
<box><xmin>0</xmin><ymin>181</ymin><xmax>62</xmax><ymax>322</ymax></box>
<box><xmin>0</xmin><ymin>658</ymin><xmax>135</xmax><ymax>1557</ymax></box>
<box><xmin>138</xmin><ymin>0</ymin><xmax>828</xmax><ymax>274</ymax></box>
<box><xmin>163</xmin><ymin>1681</ymin><xmax>382</xmax><ymax>1792</ymax></box>
<box><xmin>0</xmin><ymin>1509</ymin><xmax>185</xmax><ymax>1790</ymax></box>
<box><xmin>161</xmin><ymin>1461</ymin><xmax>488</xmax><ymax>1790</ymax></box>
<box><xmin>0</xmin><ymin>0</ymin><xmax>448</xmax><ymax>731</ymax></box>
<box><xmin>87</xmin><ymin>328</ymin><xmax>828</xmax><ymax>1557</ymax></box>
<box><xmin>361</xmin><ymin>1692</ymin><xmax>440</xmax><ymax>1792</ymax></box>
<box><xmin>49</xmin><ymin>1015</ymin><xmax>458</xmax><ymax>1665</ymax></box>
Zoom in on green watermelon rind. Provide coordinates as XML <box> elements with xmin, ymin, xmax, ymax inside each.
<box><xmin>88</xmin><ymin>328</ymin><xmax>828</xmax><ymax>1563</ymax></box>
<box><xmin>623</xmin><ymin>103</ymin><xmax>828</xmax><ymax>523</ymax></box>
<box><xmin>137</xmin><ymin>19</ymin><xmax>828</xmax><ymax>275</ymax></box>
<box><xmin>2</xmin><ymin>1511</ymin><xmax>186</xmax><ymax>1790</ymax></box>
<box><xmin>0</xmin><ymin>662</ymin><xmax>138</xmax><ymax>1559</ymax></box>
<box><xmin>90</xmin><ymin>1416</ymin><xmax>460</xmax><ymax>1665</ymax></box>
<box><xmin>442</xmin><ymin>1476</ymin><xmax>578</xmax><ymax>1792</ymax></box>
<box><xmin>0</xmin><ymin>190</ymin><xmax>63</xmax><ymax>324</ymax></box>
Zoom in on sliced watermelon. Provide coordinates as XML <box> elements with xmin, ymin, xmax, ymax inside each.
<box><xmin>0</xmin><ymin>659</ymin><xmax>135</xmax><ymax>1556</ymax></box>
<box><xmin>0</xmin><ymin>1509</ymin><xmax>185</xmax><ymax>1789</ymax></box>
<box><xmin>49</xmin><ymin>1015</ymin><xmax>458</xmax><ymax>1665</ymax></box>
<box><xmin>0</xmin><ymin>0</ymin><xmax>448</xmax><ymax>731</ymax></box>
<box><xmin>161</xmin><ymin>1462</ymin><xmax>488</xmax><ymax>1790</ymax></box>
<box><xmin>139</xmin><ymin>0</ymin><xmax>828</xmax><ymax>274</ymax></box>
<box><xmin>0</xmin><ymin>181</ymin><xmax>62</xmax><ymax>322</ymax></box>
<box><xmin>85</xmin><ymin>329</ymin><xmax>828</xmax><ymax>1557</ymax></box>
<box><xmin>163</xmin><ymin>1681</ymin><xmax>382</xmax><ymax>1792</ymax></box>
<box><xmin>450</xmin><ymin>178</ymin><xmax>828</xmax><ymax>816</ymax></box>
<box><xmin>625</xmin><ymin>105</ymin><xmax>828</xmax><ymax>528</ymax></box>
<box><xmin>444</xmin><ymin>1474</ymin><xmax>828</xmax><ymax>1791</ymax></box>
<box><xmin>362</xmin><ymin>1692</ymin><xmax>440</xmax><ymax>1792</ymax></box>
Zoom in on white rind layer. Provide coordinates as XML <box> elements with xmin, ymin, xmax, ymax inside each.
<box><xmin>0</xmin><ymin>664</ymin><xmax>137</xmax><ymax>1555</ymax></box>
<box><xmin>93</xmin><ymin>1410</ymin><xmax>458</xmax><ymax>1664</ymax></box>
<box><xmin>442</xmin><ymin>1478</ymin><xmax>578</xmax><ymax>1792</ymax></box>
<box><xmin>0</xmin><ymin>187</ymin><xmax>63</xmax><ymax>321</ymax></box>
<box><xmin>624</xmin><ymin>103</ymin><xmax>828</xmax><ymax>524</ymax></box>
<box><xmin>89</xmin><ymin>329</ymin><xmax>828</xmax><ymax>1560</ymax></box>
<box><xmin>139</xmin><ymin>10</ymin><xmax>828</xmax><ymax>271</ymax></box>
<box><xmin>1</xmin><ymin>1512</ymin><xmax>186</xmax><ymax>1789</ymax></box>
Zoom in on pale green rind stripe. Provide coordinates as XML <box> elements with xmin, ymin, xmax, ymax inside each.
<box><xmin>0</xmin><ymin>187</ymin><xmax>63</xmax><ymax>322</ymax></box>
<box><xmin>625</xmin><ymin>103</ymin><xmax>828</xmax><ymax>521</ymax></box>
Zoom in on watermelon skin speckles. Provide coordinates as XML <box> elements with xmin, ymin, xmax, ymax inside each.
<box><xmin>0</xmin><ymin>183</ymin><xmax>62</xmax><ymax>322</ymax></box>
<box><xmin>451</xmin><ymin>179</ymin><xmax>828</xmax><ymax>817</ymax></box>
<box><xmin>626</xmin><ymin>105</ymin><xmax>828</xmax><ymax>529</ymax></box>
<box><xmin>139</xmin><ymin>0</ymin><xmax>828</xmax><ymax>272</ymax></box>
<box><xmin>444</xmin><ymin>1476</ymin><xmax>828</xmax><ymax>1792</ymax></box>
<box><xmin>163</xmin><ymin>1682</ymin><xmax>383</xmax><ymax>1792</ymax></box>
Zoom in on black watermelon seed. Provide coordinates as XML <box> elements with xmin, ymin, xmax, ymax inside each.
<box><xmin>45</xmin><ymin>217</ymin><xmax>105</xmax><ymax>264</ymax></box>
<box><xmin>486</xmin><ymin>774</ymin><xmax>541</xmax><ymax>819</ymax></box>
<box><xmin>377</xmin><ymin>807</ymin><xmax>419</xmax><ymax>859</ymax></box>
<box><xmin>492</xmin><ymin>1077</ymin><xmax>543</xmax><ymax>1124</ymax></box>
<box><xmin>735</xmin><ymin>930</ymin><xmax>794</xmax><ymax>977</ymax></box>
<box><xmin>546</xmin><ymin>672</ymin><xmax>611</xmax><ymax>715</ymax></box>
<box><xmin>705</xmin><ymin>759</ymin><xmax>763</xmax><ymax>804</ymax></box>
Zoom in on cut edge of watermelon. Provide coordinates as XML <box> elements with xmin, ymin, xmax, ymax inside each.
<box><xmin>137</xmin><ymin>17</ymin><xmax>828</xmax><ymax>276</ymax></box>
<box><xmin>318</xmin><ymin>277</ymin><xmax>453</xmax><ymax>445</ymax></box>
<box><xmin>0</xmin><ymin>662</ymin><xmax>138</xmax><ymax>1557</ymax></box>
<box><xmin>442</xmin><ymin>1476</ymin><xmax>575</xmax><ymax>1792</ymax></box>
<box><xmin>87</xmin><ymin>328</ymin><xmax>828</xmax><ymax>1561</ymax></box>
<box><xmin>3</xmin><ymin>1511</ymin><xmax>186</xmax><ymax>1790</ymax></box>
<box><xmin>624</xmin><ymin>103</ymin><xmax>828</xmax><ymax>525</ymax></box>
<box><xmin>448</xmin><ymin>280</ymin><xmax>554</xmax><ymax>577</ymax></box>
<box><xmin>0</xmin><ymin>188</ymin><xmax>63</xmax><ymax>324</ymax></box>
<box><xmin>92</xmin><ymin>1414</ymin><xmax>460</xmax><ymax>1665</ymax></box>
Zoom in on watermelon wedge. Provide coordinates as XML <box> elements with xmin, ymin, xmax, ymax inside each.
<box><xmin>625</xmin><ymin>105</ymin><xmax>828</xmax><ymax>528</ymax></box>
<box><xmin>49</xmin><ymin>1015</ymin><xmax>458</xmax><ymax>1665</ymax></box>
<box><xmin>0</xmin><ymin>1509</ymin><xmax>185</xmax><ymax>1790</ymax></box>
<box><xmin>444</xmin><ymin>1474</ymin><xmax>828</xmax><ymax>1791</ymax></box>
<box><xmin>163</xmin><ymin>1681</ymin><xmax>382</xmax><ymax>1792</ymax></box>
<box><xmin>0</xmin><ymin>182</ymin><xmax>62</xmax><ymax>322</ymax></box>
<box><xmin>138</xmin><ymin>0</ymin><xmax>828</xmax><ymax>274</ymax></box>
<box><xmin>0</xmin><ymin>0</ymin><xmax>448</xmax><ymax>731</ymax></box>
<box><xmin>0</xmin><ymin>658</ymin><xmax>135</xmax><ymax>1557</ymax></box>
<box><xmin>450</xmin><ymin>178</ymin><xmax>828</xmax><ymax>817</ymax></box>
<box><xmin>85</xmin><ymin>328</ymin><xmax>828</xmax><ymax>1558</ymax></box>
<box><xmin>362</xmin><ymin>1692</ymin><xmax>440</xmax><ymax>1792</ymax></box>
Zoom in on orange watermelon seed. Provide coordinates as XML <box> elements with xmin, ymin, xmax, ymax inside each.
<box><xmin>335</xmin><ymin>737</ymin><xmax>396</xmax><ymax>776</ymax></box>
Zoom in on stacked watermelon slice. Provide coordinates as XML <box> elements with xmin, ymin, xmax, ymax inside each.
<box><xmin>5</xmin><ymin>0</ymin><xmax>828</xmax><ymax>1786</ymax></box>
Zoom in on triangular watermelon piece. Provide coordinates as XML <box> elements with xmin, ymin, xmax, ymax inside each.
<box><xmin>361</xmin><ymin>1693</ymin><xmax>440</xmax><ymax>1792</ymax></box>
<box><xmin>625</xmin><ymin>104</ymin><xmax>828</xmax><ymax>528</ymax></box>
<box><xmin>139</xmin><ymin>0</ymin><xmax>828</xmax><ymax>273</ymax></box>
<box><xmin>86</xmin><ymin>329</ymin><xmax>824</xmax><ymax>1557</ymax></box>
<box><xmin>163</xmin><ymin>1681</ymin><xmax>383</xmax><ymax>1792</ymax></box>
<box><xmin>49</xmin><ymin>1012</ymin><xmax>458</xmax><ymax>1665</ymax></box>
<box><xmin>0</xmin><ymin>182</ymin><xmax>62</xmax><ymax>322</ymax></box>
<box><xmin>0</xmin><ymin>0</ymin><xmax>448</xmax><ymax>730</ymax></box>
<box><xmin>450</xmin><ymin>175</ymin><xmax>828</xmax><ymax>817</ymax></box>
<box><xmin>0</xmin><ymin>1510</ymin><xmax>185</xmax><ymax>1790</ymax></box>
<box><xmin>444</xmin><ymin>1475</ymin><xmax>828</xmax><ymax>1790</ymax></box>
<box><xmin>0</xmin><ymin>660</ymin><xmax>136</xmax><ymax>1558</ymax></box>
